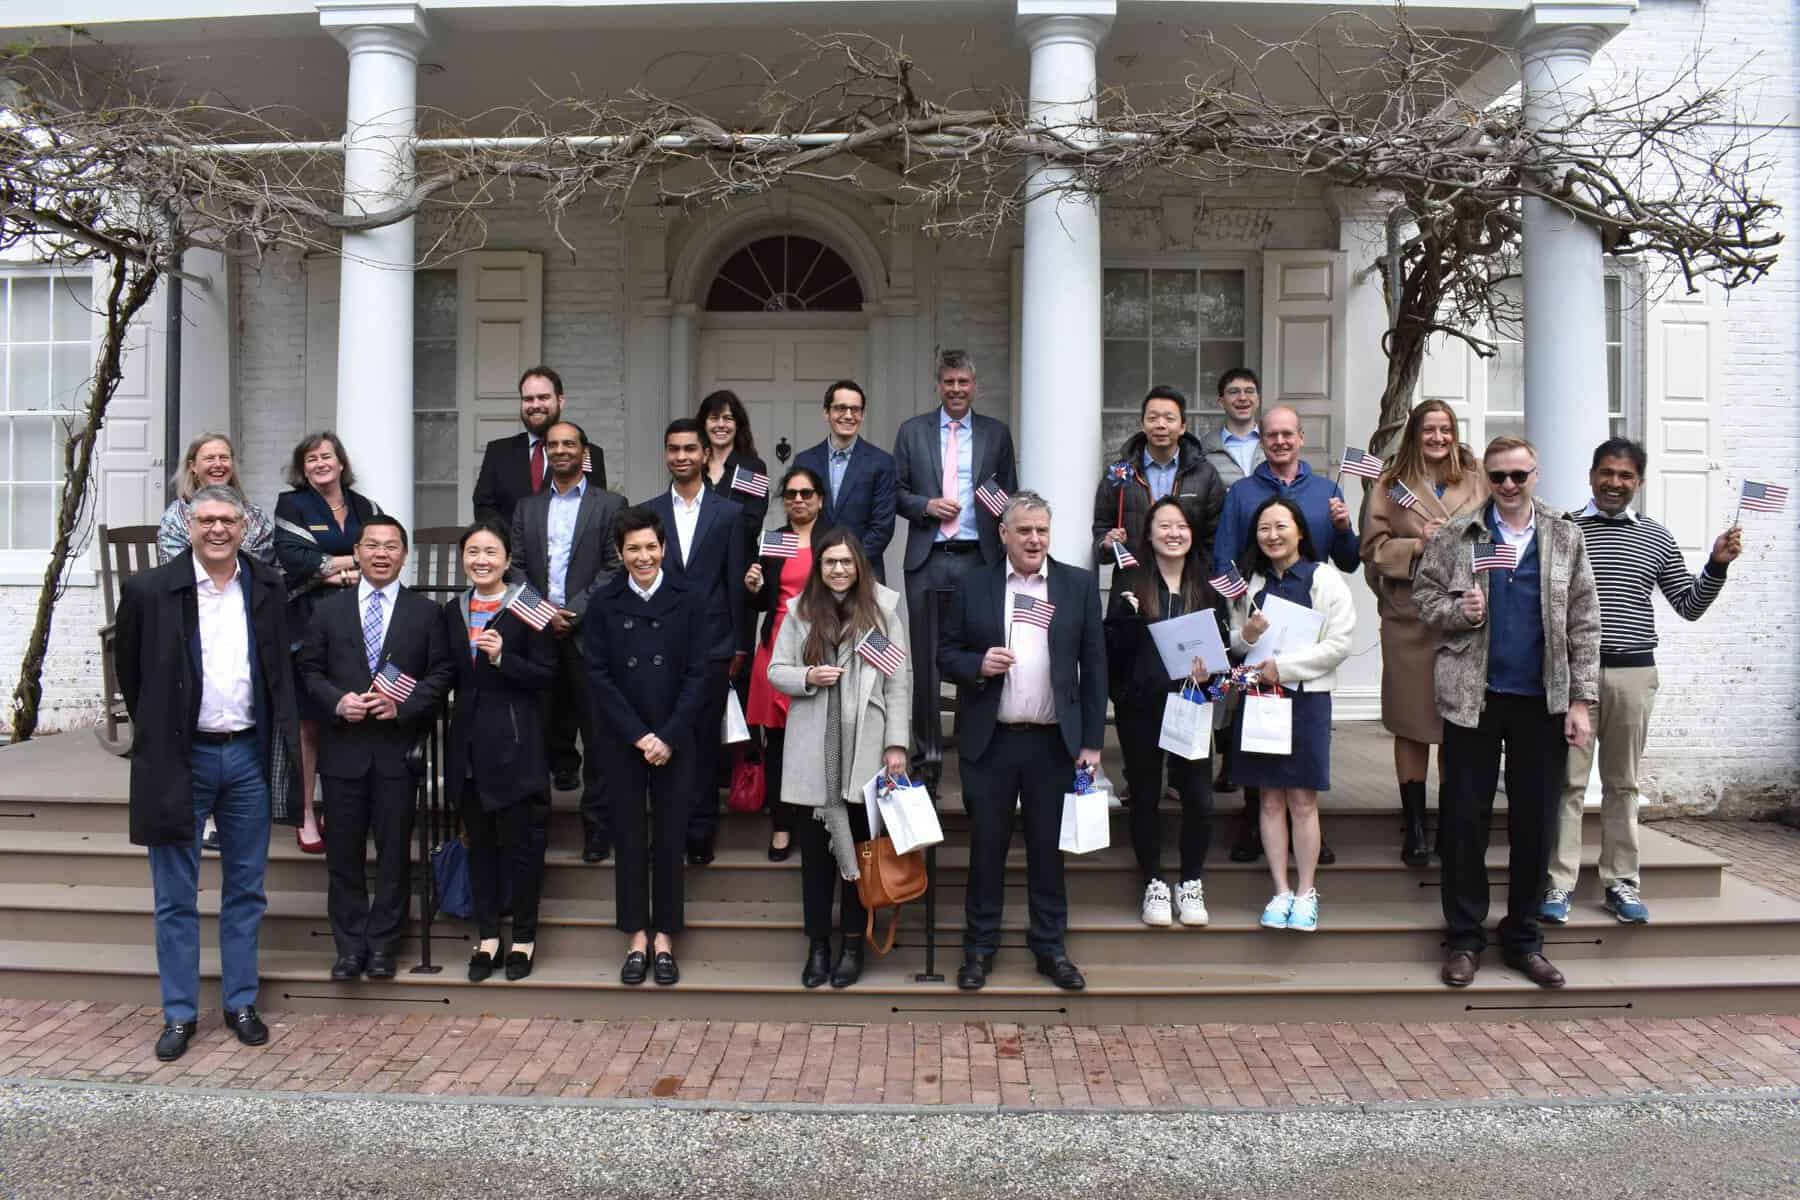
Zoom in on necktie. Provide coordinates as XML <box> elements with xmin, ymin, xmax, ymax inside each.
<box><xmin>529</xmin><ymin>438</ymin><xmax>546</xmax><ymax>494</ymax></box>
<box><xmin>363</xmin><ymin>590</ymin><xmax>384</xmax><ymax>674</ymax></box>
<box><xmin>940</xmin><ymin>420</ymin><xmax>961</xmax><ymax>538</ymax></box>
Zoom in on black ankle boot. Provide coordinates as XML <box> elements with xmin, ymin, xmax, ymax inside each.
<box><xmin>802</xmin><ymin>938</ymin><xmax>832</xmax><ymax>988</ymax></box>
<box><xmin>1400</xmin><ymin>781</ymin><xmax>1430</xmax><ymax>867</ymax></box>
<box><xmin>830</xmin><ymin>936</ymin><xmax>865</xmax><ymax>989</ymax></box>
<box><xmin>1229</xmin><ymin>791</ymin><xmax>1263</xmax><ymax>862</ymax></box>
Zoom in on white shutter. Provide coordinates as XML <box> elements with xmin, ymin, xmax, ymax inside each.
<box><xmin>96</xmin><ymin>270</ymin><xmax>166</xmax><ymax>538</ymax></box>
<box><xmin>1416</xmin><ymin>329</ymin><xmax>1489</xmax><ymax>447</ymax></box>
<box><xmin>1643</xmin><ymin>288</ymin><xmax>1722</xmax><ymax>553</ymax></box>
<box><xmin>459</xmin><ymin>251</ymin><xmax>543</xmax><ymax>519</ymax></box>
<box><xmin>1260</xmin><ymin>251</ymin><xmax>1348</xmax><ymax>470</ymax></box>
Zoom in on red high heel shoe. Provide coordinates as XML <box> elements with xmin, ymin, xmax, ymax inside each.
<box><xmin>296</xmin><ymin>825</ymin><xmax>325</xmax><ymax>854</ymax></box>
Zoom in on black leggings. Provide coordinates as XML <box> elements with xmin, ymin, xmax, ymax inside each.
<box><xmin>1116</xmin><ymin>704</ymin><xmax>1215</xmax><ymax>884</ymax></box>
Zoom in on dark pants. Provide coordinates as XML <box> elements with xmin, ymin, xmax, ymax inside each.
<box><xmin>612</xmin><ymin>736</ymin><xmax>691</xmax><ymax>934</ymax></box>
<box><xmin>1116</xmin><ymin>705</ymin><xmax>1214</xmax><ymax>884</ymax></box>
<box><xmin>321</xmin><ymin>768</ymin><xmax>414</xmax><ymax>960</ymax></box>
<box><xmin>903</xmin><ymin>544</ymin><xmax>983</xmax><ymax>758</ymax></box>
<box><xmin>548</xmin><ymin>637</ymin><xmax>609</xmax><ymax>845</ymax></box>
<box><xmin>1440</xmin><ymin>691</ymin><xmax>1568</xmax><ymax>956</ymax></box>
<box><xmin>961</xmin><ymin>724</ymin><xmax>1072</xmax><ymax>959</ymax></box>
<box><xmin>798</xmin><ymin>800</ymin><xmax>870</xmax><ymax>939</ymax></box>
<box><xmin>686</xmin><ymin>660</ymin><xmax>732</xmax><ymax>848</ymax></box>
<box><xmin>462</xmin><ymin>790</ymin><xmax>543</xmax><ymax>943</ymax></box>
<box><xmin>760</xmin><ymin>727</ymin><xmax>802</xmax><ymax>836</ymax></box>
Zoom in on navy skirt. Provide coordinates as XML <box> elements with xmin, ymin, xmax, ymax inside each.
<box><xmin>1232</xmin><ymin>687</ymin><xmax>1332</xmax><ymax>791</ymax></box>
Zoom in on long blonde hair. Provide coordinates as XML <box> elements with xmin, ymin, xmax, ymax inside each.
<box><xmin>1381</xmin><ymin>400</ymin><xmax>1474</xmax><ymax>490</ymax></box>
<box><xmin>172</xmin><ymin>432</ymin><xmax>243</xmax><ymax>501</ymax></box>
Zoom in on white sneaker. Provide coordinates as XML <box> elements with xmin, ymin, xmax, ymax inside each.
<box><xmin>1288</xmin><ymin>888</ymin><xmax>1320</xmax><ymax>933</ymax></box>
<box><xmin>1260</xmin><ymin>891</ymin><xmax>1295</xmax><ymax>929</ymax></box>
<box><xmin>1140</xmin><ymin>879</ymin><xmax>1173</xmax><ymax>927</ymax></box>
<box><xmin>1176</xmin><ymin>879</ymin><xmax>1209</xmax><ymax>927</ymax></box>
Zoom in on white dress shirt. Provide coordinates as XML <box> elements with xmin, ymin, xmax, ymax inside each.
<box><xmin>194</xmin><ymin>556</ymin><xmax>255</xmax><ymax>733</ymax></box>
<box><xmin>1495</xmin><ymin>504</ymin><xmax>1538</xmax><ymax>556</ymax></box>
<box><xmin>546</xmin><ymin>475</ymin><xmax>587</xmax><ymax>605</ymax></box>
<box><xmin>357</xmin><ymin>577</ymin><xmax>400</xmax><ymax>656</ymax></box>
<box><xmin>669</xmin><ymin>484</ymin><xmax>704</xmax><ymax>566</ymax></box>
<box><xmin>998</xmin><ymin>561</ymin><xmax>1056</xmax><ymax>725</ymax></box>
<box><xmin>629</xmin><ymin>569</ymin><xmax>664</xmax><ymax>601</ymax></box>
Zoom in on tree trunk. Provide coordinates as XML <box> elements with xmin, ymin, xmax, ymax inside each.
<box><xmin>9</xmin><ymin>252</ymin><xmax>162</xmax><ymax>742</ymax></box>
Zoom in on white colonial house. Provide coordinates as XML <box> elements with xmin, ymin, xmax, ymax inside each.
<box><xmin>1</xmin><ymin>0</ymin><xmax>1794</xmax><ymax>813</ymax></box>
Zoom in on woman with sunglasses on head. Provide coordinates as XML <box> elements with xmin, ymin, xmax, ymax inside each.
<box><xmin>1361</xmin><ymin>401</ymin><xmax>1487</xmax><ymax>866</ymax></box>
<box><xmin>743</xmin><ymin>465</ymin><xmax>834</xmax><ymax>861</ymax></box>
<box><xmin>767</xmin><ymin>530</ymin><xmax>910</xmax><ymax>989</ymax></box>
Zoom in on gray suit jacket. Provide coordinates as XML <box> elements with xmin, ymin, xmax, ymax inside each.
<box><xmin>509</xmin><ymin>482</ymin><xmax>625</xmax><ymax>625</ymax></box>
<box><xmin>892</xmin><ymin>408</ymin><xmax>1018</xmax><ymax>573</ymax></box>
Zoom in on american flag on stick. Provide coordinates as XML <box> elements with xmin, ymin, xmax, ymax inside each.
<box><xmin>1739</xmin><ymin>480</ymin><xmax>1790</xmax><ymax>513</ymax></box>
<box><xmin>581</xmin><ymin>448</ymin><xmax>594</xmax><ymax>476</ymax></box>
<box><xmin>759</xmin><ymin>530</ymin><xmax>799</xmax><ymax>558</ymax></box>
<box><xmin>1472</xmin><ymin>542</ymin><xmax>1519</xmax><ymax>573</ymax></box>
<box><xmin>1386</xmin><ymin>481</ymin><xmax>1422</xmax><ymax>511</ymax></box>
<box><xmin>1209</xmin><ymin>564</ymin><xmax>1249</xmax><ymax>600</ymax></box>
<box><xmin>1011</xmin><ymin>593</ymin><xmax>1055</xmax><ymax>630</ymax></box>
<box><xmin>370</xmin><ymin>661</ymin><xmax>417</xmax><ymax>704</ymax></box>
<box><xmin>506</xmin><ymin>583</ymin><xmax>559</xmax><ymax>631</ymax></box>
<box><xmin>1339</xmin><ymin>447</ymin><xmax>1384</xmax><ymax>480</ymax></box>
<box><xmin>855</xmin><ymin>628</ymin><xmax>907</xmax><ymax>677</ymax></box>
<box><xmin>731</xmin><ymin>464</ymin><xmax>770</xmax><ymax>498</ymax></box>
<box><xmin>974</xmin><ymin>476</ymin><xmax>1010</xmax><ymax>518</ymax></box>
<box><xmin>1112</xmin><ymin>541</ymin><xmax>1140</xmax><ymax>569</ymax></box>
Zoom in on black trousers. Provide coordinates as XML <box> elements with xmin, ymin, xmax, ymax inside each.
<box><xmin>461</xmin><ymin>789</ymin><xmax>543</xmax><ymax>943</ymax></box>
<box><xmin>1440</xmin><ymin>691</ymin><xmax>1568</xmax><ymax>956</ymax></box>
<box><xmin>903</xmin><ymin>546</ymin><xmax>983</xmax><ymax>759</ymax></box>
<box><xmin>962</xmin><ymin>724</ymin><xmax>1072</xmax><ymax>959</ymax></box>
<box><xmin>685</xmin><ymin>660</ymin><xmax>732</xmax><ymax>847</ymax></box>
<box><xmin>612</xmin><ymin>736</ymin><xmax>691</xmax><ymax>934</ymax></box>
<box><xmin>759</xmin><ymin>727</ymin><xmax>803</xmax><ymax>835</ymax></box>
<box><xmin>1116</xmin><ymin>705</ymin><xmax>1214</xmax><ymax>885</ymax></box>
<box><xmin>798</xmin><ymin>799</ymin><xmax>871</xmax><ymax>939</ymax></box>
<box><xmin>548</xmin><ymin>637</ymin><xmax>609</xmax><ymax>844</ymax></box>
<box><xmin>321</xmin><ymin>768</ymin><xmax>415</xmax><ymax>960</ymax></box>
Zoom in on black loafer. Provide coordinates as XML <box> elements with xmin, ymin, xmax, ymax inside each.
<box><xmin>956</xmin><ymin>953</ymin><xmax>993</xmax><ymax>992</ymax></box>
<box><xmin>686</xmin><ymin>841</ymin><xmax>715</xmax><ymax>867</ymax></box>
<box><xmin>223</xmin><ymin>1006</ymin><xmax>269</xmax><ymax>1047</ymax></box>
<box><xmin>468</xmin><ymin>946</ymin><xmax>500</xmax><ymax>983</ymax></box>
<box><xmin>768</xmin><ymin>840</ymin><xmax>792</xmax><ymax>863</ymax></box>
<box><xmin>620</xmin><ymin>950</ymin><xmax>648</xmax><ymax>985</ymax></box>
<box><xmin>330</xmin><ymin>955</ymin><xmax>365</xmax><ymax>981</ymax></box>
<box><xmin>652</xmin><ymin>951</ymin><xmax>680</xmax><ymax>986</ymax></box>
<box><xmin>582</xmin><ymin>841</ymin><xmax>612</xmax><ymax>864</ymax></box>
<box><xmin>801</xmin><ymin>939</ymin><xmax>832</xmax><ymax>989</ymax></box>
<box><xmin>504</xmin><ymin>950</ymin><xmax>534</xmax><ymax>982</ymax></box>
<box><xmin>366</xmin><ymin>952</ymin><xmax>397</xmax><ymax>980</ymax></box>
<box><xmin>1035</xmin><ymin>954</ymin><xmax>1086</xmax><ymax>992</ymax></box>
<box><xmin>1318</xmin><ymin>839</ymin><xmax>1337</xmax><ymax>867</ymax></box>
<box><xmin>552</xmin><ymin>771</ymin><xmax>581</xmax><ymax>793</ymax></box>
<box><xmin>154</xmin><ymin>1021</ymin><xmax>197</xmax><ymax>1062</ymax></box>
<box><xmin>830</xmin><ymin>937</ymin><xmax>865</xmax><ymax>989</ymax></box>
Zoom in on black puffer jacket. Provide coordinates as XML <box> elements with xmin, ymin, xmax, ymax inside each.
<box><xmin>1089</xmin><ymin>432</ymin><xmax>1226</xmax><ymax>568</ymax></box>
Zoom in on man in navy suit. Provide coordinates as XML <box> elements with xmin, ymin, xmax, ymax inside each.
<box><xmin>794</xmin><ymin>379</ymin><xmax>897</xmax><ymax>583</ymax></box>
<box><xmin>940</xmin><ymin>490</ymin><xmax>1106</xmax><ymax>994</ymax></box>
<box><xmin>892</xmin><ymin>350</ymin><xmax>1018</xmax><ymax>757</ymax></box>
<box><xmin>638</xmin><ymin>418</ymin><xmax>750</xmax><ymax>863</ymax></box>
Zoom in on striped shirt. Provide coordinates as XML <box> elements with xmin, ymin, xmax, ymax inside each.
<box><xmin>1570</xmin><ymin>503</ymin><xmax>1726</xmax><ymax>663</ymax></box>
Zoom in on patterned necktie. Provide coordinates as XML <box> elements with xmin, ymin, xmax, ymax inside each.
<box><xmin>363</xmin><ymin>590</ymin><xmax>384</xmax><ymax>674</ymax></box>
<box><xmin>529</xmin><ymin>439</ymin><xmax>546</xmax><ymax>494</ymax></box>
<box><xmin>940</xmin><ymin>419</ymin><xmax>961</xmax><ymax>538</ymax></box>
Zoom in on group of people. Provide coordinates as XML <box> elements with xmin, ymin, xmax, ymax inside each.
<box><xmin>116</xmin><ymin>347</ymin><xmax>1745</xmax><ymax>1061</ymax></box>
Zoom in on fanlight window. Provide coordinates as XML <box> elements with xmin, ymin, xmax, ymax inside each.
<box><xmin>705</xmin><ymin>235</ymin><xmax>863</xmax><ymax>312</ymax></box>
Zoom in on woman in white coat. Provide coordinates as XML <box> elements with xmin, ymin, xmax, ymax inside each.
<box><xmin>768</xmin><ymin>528</ymin><xmax>912</xmax><ymax>990</ymax></box>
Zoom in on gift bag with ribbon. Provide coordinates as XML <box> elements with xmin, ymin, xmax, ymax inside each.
<box><xmin>875</xmin><ymin>773</ymin><xmax>944</xmax><ymax>855</ymax></box>
<box><xmin>1240</xmin><ymin>684</ymin><xmax>1293</xmax><ymax>756</ymax></box>
<box><xmin>1059</xmin><ymin>765</ymin><xmax>1112</xmax><ymax>855</ymax></box>
<box><xmin>1157</xmin><ymin>681</ymin><xmax>1213</xmax><ymax>761</ymax></box>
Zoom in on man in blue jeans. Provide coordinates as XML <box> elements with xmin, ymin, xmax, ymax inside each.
<box><xmin>115</xmin><ymin>486</ymin><xmax>303</xmax><ymax>1061</ymax></box>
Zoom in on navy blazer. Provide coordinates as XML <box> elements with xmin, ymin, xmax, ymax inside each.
<box><xmin>638</xmin><ymin>487</ymin><xmax>751</xmax><ymax>661</ymax></box>
<box><xmin>704</xmin><ymin>450</ymin><xmax>771</xmax><ymax>553</ymax></box>
<box><xmin>938</xmin><ymin>558</ymin><xmax>1108</xmax><ymax>763</ymax></box>
<box><xmin>582</xmin><ymin>573</ymin><xmax>709</xmax><ymax>749</ymax></box>
<box><xmin>892</xmin><ymin>408</ymin><xmax>1018</xmax><ymax>573</ymax></box>
<box><xmin>794</xmin><ymin>437</ymin><xmax>897</xmax><ymax>583</ymax></box>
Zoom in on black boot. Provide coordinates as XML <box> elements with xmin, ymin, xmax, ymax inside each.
<box><xmin>802</xmin><ymin>938</ymin><xmax>832</xmax><ymax>989</ymax></box>
<box><xmin>1400</xmin><ymin>781</ymin><xmax>1430</xmax><ymax>867</ymax></box>
<box><xmin>830</xmin><ymin>936</ymin><xmax>866</xmax><ymax>989</ymax></box>
<box><xmin>1228</xmin><ymin>790</ymin><xmax>1262</xmax><ymax>862</ymax></box>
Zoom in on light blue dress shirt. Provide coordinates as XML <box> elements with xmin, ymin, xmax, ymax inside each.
<box><xmin>1141</xmin><ymin>448</ymin><xmax>1179</xmax><ymax>502</ymax></box>
<box><xmin>829</xmin><ymin>438</ymin><xmax>856</xmax><ymax>504</ymax></box>
<box><xmin>545</xmin><ymin>475</ymin><xmax>586</xmax><ymax>606</ymax></box>
<box><xmin>1222</xmin><ymin>428</ymin><xmax>1261</xmax><ymax>480</ymax></box>
<box><xmin>936</xmin><ymin>408</ymin><xmax>977</xmax><ymax>542</ymax></box>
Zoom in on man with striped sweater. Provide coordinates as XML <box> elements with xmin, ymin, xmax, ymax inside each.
<box><xmin>1541</xmin><ymin>438</ymin><xmax>1742</xmax><ymax>926</ymax></box>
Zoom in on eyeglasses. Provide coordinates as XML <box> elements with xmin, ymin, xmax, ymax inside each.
<box><xmin>828</xmin><ymin>404</ymin><xmax>864</xmax><ymax>417</ymax></box>
<box><xmin>820</xmin><ymin>559</ymin><xmax>856</xmax><ymax>572</ymax></box>
<box><xmin>1487</xmin><ymin>469</ymin><xmax>1536</xmax><ymax>486</ymax></box>
<box><xmin>782</xmin><ymin>488</ymin><xmax>818</xmax><ymax>500</ymax></box>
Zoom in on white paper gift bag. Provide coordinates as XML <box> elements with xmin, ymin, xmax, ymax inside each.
<box><xmin>1157</xmin><ymin>684</ymin><xmax>1213</xmax><ymax>761</ymax></box>
<box><xmin>876</xmin><ymin>779</ymin><xmax>944</xmax><ymax>855</ymax></box>
<box><xmin>721</xmin><ymin>689</ymin><xmax>750</xmax><ymax>744</ymax></box>
<box><xmin>1059</xmin><ymin>772</ymin><xmax>1112</xmax><ymax>855</ymax></box>
<box><xmin>1240</xmin><ymin>688</ymin><xmax>1293</xmax><ymax>756</ymax></box>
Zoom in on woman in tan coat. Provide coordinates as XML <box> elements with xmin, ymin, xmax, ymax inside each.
<box><xmin>1361</xmin><ymin>399</ymin><xmax>1487</xmax><ymax>866</ymax></box>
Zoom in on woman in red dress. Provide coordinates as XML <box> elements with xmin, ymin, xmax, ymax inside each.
<box><xmin>743</xmin><ymin>465</ymin><xmax>833</xmax><ymax>860</ymax></box>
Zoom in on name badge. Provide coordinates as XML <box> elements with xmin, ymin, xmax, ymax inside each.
<box><xmin>308</xmin><ymin>524</ymin><xmax>329</xmax><ymax>532</ymax></box>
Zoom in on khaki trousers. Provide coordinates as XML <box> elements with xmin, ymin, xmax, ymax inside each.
<box><xmin>1547</xmin><ymin>665</ymin><xmax>1658</xmax><ymax>892</ymax></box>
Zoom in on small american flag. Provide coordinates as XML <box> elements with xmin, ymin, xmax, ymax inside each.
<box><xmin>1472</xmin><ymin>542</ymin><xmax>1519</xmax><ymax>573</ymax></box>
<box><xmin>506</xmin><ymin>583</ymin><xmax>559</xmax><ymax>631</ymax></box>
<box><xmin>731</xmin><ymin>465</ymin><xmax>770</xmax><ymax>498</ymax></box>
<box><xmin>1112</xmin><ymin>541</ymin><xmax>1139</xmax><ymax>569</ymax></box>
<box><xmin>581</xmin><ymin>448</ymin><xmax>594</xmax><ymax>476</ymax></box>
<box><xmin>974</xmin><ymin>476</ymin><xmax>1010</xmax><ymax>518</ymax></box>
<box><xmin>370</xmin><ymin>661</ymin><xmax>417</xmax><ymax>704</ymax></box>
<box><xmin>759</xmin><ymin>530</ymin><xmax>799</xmax><ymax>558</ymax></box>
<box><xmin>1106</xmin><ymin>460</ymin><xmax>1134</xmax><ymax>487</ymax></box>
<box><xmin>1339</xmin><ymin>447</ymin><xmax>1384</xmax><ymax>480</ymax></box>
<box><xmin>1208</xmin><ymin>565</ymin><xmax>1249</xmax><ymax>600</ymax></box>
<box><xmin>1011</xmin><ymin>593</ymin><xmax>1055</xmax><ymax>630</ymax></box>
<box><xmin>855</xmin><ymin>628</ymin><xmax>907</xmax><ymax>677</ymax></box>
<box><xmin>1740</xmin><ymin>480</ymin><xmax>1790</xmax><ymax>513</ymax></box>
<box><xmin>1387</xmin><ymin>481</ymin><xmax>1422</xmax><ymax>511</ymax></box>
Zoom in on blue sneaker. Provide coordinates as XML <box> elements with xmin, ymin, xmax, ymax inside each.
<box><xmin>1538</xmin><ymin>887</ymin><xmax>1571</xmax><ymax>924</ymax></box>
<box><xmin>1604</xmin><ymin>882</ymin><xmax>1650</xmax><ymax>924</ymax></box>
<box><xmin>1260</xmin><ymin>891</ymin><xmax>1294</xmax><ymax>930</ymax></box>
<box><xmin>1287</xmin><ymin>889</ymin><xmax>1320</xmax><ymax>933</ymax></box>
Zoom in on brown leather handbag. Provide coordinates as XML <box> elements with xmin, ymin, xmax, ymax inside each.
<box><xmin>854</xmin><ymin>835</ymin><xmax>928</xmax><ymax>955</ymax></box>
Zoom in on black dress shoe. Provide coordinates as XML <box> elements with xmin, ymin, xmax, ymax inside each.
<box><xmin>201</xmin><ymin>826</ymin><xmax>221</xmax><ymax>853</ymax></box>
<box><xmin>1317</xmin><ymin>839</ymin><xmax>1336</xmax><ymax>867</ymax></box>
<box><xmin>768</xmin><ymin>839</ymin><xmax>792</xmax><ymax>863</ymax></box>
<box><xmin>223</xmin><ymin>1006</ymin><xmax>269</xmax><ymax>1047</ymax></box>
<box><xmin>504</xmin><ymin>949</ymin><xmax>534</xmax><ymax>981</ymax></box>
<box><xmin>652</xmin><ymin>951</ymin><xmax>680</xmax><ymax>986</ymax></box>
<box><xmin>582</xmin><ymin>841</ymin><xmax>612</xmax><ymax>864</ymax></box>
<box><xmin>468</xmin><ymin>945</ymin><xmax>500</xmax><ymax>983</ymax></box>
<box><xmin>552</xmin><ymin>770</ymin><xmax>581</xmax><ymax>793</ymax></box>
<box><xmin>956</xmin><ymin>953</ymin><xmax>993</xmax><ymax>991</ymax></box>
<box><xmin>621</xmin><ymin>950</ymin><xmax>648</xmax><ymax>985</ymax></box>
<box><xmin>1035</xmin><ymin>954</ymin><xmax>1086</xmax><ymax>992</ymax></box>
<box><xmin>366</xmin><ymin>952</ymin><xmax>397</xmax><ymax>980</ymax></box>
<box><xmin>330</xmin><ymin>955</ymin><xmax>365</xmax><ymax>981</ymax></box>
<box><xmin>154</xmin><ymin>1021</ymin><xmax>197</xmax><ymax>1062</ymax></box>
<box><xmin>686</xmin><ymin>840</ymin><xmax>715</xmax><ymax>866</ymax></box>
<box><xmin>802</xmin><ymin>938</ymin><xmax>832</xmax><ymax>989</ymax></box>
<box><xmin>830</xmin><ymin>937</ymin><xmax>865</xmax><ymax>989</ymax></box>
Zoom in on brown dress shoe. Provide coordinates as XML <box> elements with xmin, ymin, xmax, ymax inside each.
<box><xmin>1441</xmin><ymin>950</ymin><xmax>1479</xmax><ymax>988</ymax></box>
<box><xmin>1505</xmin><ymin>951</ymin><xmax>1566</xmax><ymax>989</ymax></box>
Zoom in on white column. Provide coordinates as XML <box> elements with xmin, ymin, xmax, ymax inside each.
<box><xmin>1515</xmin><ymin>13</ymin><xmax>1623</xmax><ymax>509</ymax></box>
<box><xmin>320</xmin><ymin>2</ymin><xmax>429</xmax><ymax>532</ymax></box>
<box><xmin>1015</xmin><ymin>1</ymin><xmax>1114</xmax><ymax>566</ymax></box>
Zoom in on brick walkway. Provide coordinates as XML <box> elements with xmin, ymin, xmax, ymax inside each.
<box><xmin>1655</xmin><ymin>817</ymin><xmax>1800</xmax><ymax>901</ymax></box>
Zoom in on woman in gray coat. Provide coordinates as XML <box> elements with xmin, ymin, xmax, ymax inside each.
<box><xmin>768</xmin><ymin>529</ymin><xmax>911</xmax><ymax>989</ymax></box>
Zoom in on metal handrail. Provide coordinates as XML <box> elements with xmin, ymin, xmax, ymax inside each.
<box><xmin>408</xmin><ymin>579</ymin><xmax>462</xmax><ymax>975</ymax></box>
<box><xmin>914</xmin><ymin>586</ymin><xmax>954</xmax><ymax>984</ymax></box>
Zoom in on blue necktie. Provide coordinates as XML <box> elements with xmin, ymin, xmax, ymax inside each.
<box><xmin>363</xmin><ymin>590</ymin><xmax>384</xmax><ymax>674</ymax></box>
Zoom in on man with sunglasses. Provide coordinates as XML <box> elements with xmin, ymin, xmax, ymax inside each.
<box><xmin>795</xmin><ymin>379</ymin><xmax>897</xmax><ymax>582</ymax></box>
<box><xmin>1414</xmin><ymin>436</ymin><xmax>1601</xmax><ymax>992</ymax></box>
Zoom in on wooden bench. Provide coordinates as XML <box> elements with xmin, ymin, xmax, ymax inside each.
<box><xmin>411</xmin><ymin>525</ymin><xmax>467</xmax><ymax>599</ymax></box>
<box><xmin>94</xmin><ymin>524</ymin><xmax>161</xmax><ymax>756</ymax></box>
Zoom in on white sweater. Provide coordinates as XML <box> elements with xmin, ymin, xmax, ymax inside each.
<box><xmin>1227</xmin><ymin>564</ymin><xmax>1357</xmax><ymax>693</ymax></box>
